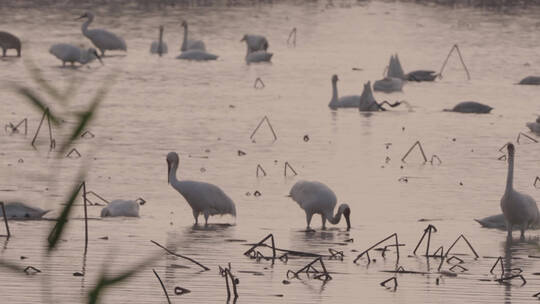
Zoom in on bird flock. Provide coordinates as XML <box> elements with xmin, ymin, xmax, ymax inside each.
<box><xmin>1</xmin><ymin>11</ymin><xmax>539</xmax><ymax>241</ymax></box>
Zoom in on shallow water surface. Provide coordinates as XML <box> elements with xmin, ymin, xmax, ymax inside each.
<box><xmin>0</xmin><ymin>1</ymin><xmax>540</xmax><ymax>303</ymax></box>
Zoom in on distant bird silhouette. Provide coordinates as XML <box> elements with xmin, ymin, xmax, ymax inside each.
<box><xmin>0</xmin><ymin>202</ymin><xmax>50</xmax><ymax>219</ymax></box>
<box><xmin>150</xmin><ymin>25</ymin><xmax>168</xmax><ymax>56</ymax></box>
<box><xmin>444</xmin><ymin>101</ymin><xmax>492</xmax><ymax>114</ymax></box>
<box><xmin>518</xmin><ymin>76</ymin><xmax>540</xmax><ymax>85</ymax></box>
<box><xmin>0</xmin><ymin>31</ymin><xmax>21</xmax><ymax>57</ymax></box>
<box><xmin>180</xmin><ymin>21</ymin><xmax>206</xmax><ymax>52</ymax></box>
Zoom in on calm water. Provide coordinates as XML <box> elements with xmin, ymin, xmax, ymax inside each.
<box><xmin>1</xmin><ymin>1</ymin><xmax>539</xmax><ymax>303</ymax></box>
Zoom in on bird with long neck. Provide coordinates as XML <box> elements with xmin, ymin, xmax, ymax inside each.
<box><xmin>180</xmin><ymin>21</ymin><xmax>205</xmax><ymax>52</ymax></box>
<box><xmin>167</xmin><ymin>152</ymin><xmax>236</xmax><ymax>226</ymax></box>
<box><xmin>150</xmin><ymin>25</ymin><xmax>168</xmax><ymax>56</ymax></box>
<box><xmin>500</xmin><ymin>143</ymin><xmax>540</xmax><ymax>239</ymax></box>
<box><xmin>289</xmin><ymin>180</ymin><xmax>351</xmax><ymax>231</ymax></box>
<box><xmin>77</xmin><ymin>11</ymin><xmax>127</xmax><ymax>56</ymax></box>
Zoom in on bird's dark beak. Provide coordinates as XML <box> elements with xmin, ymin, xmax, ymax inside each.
<box><xmin>75</xmin><ymin>13</ymin><xmax>87</xmax><ymax>20</ymax></box>
<box><xmin>94</xmin><ymin>51</ymin><xmax>104</xmax><ymax>65</ymax></box>
<box><xmin>167</xmin><ymin>160</ymin><xmax>171</xmax><ymax>184</ymax></box>
<box><xmin>344</xmin><ymin>207</ymin><xmax>351</xmax><ymax>231</ymax></box>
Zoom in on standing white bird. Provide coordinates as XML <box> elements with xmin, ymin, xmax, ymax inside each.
<box><xmin>101</xmin><ymin>199</ymin><xmax>144</xmax><ymax>217</ymax></box>
<box><xmin>241</xmin><ymin>34</ymin><xmax>269</xmax><ymax>53</ymax></box>
<box><xmin>180</xmin><ymin>21</ymin><xmax>206</xmax><ymax>52</ymax></box>
<box><xmin>77</xmin><ymin>12</ymin><xmax>127</xmax><ymax>56</ymax></box>
<box><xmin>0</xmin><ymin>202</ymin><xmax>50</xmax><ymax>219</ymax></box>
<box><xmin>150</xmin><ymin>25</ymin><xmax>168</xmax><ymax>56</ymax></box>
<box><xmin>500</xmin><ymin>143</ymin><xmax>540</xmax><ymax>238</ymax></box>
<box><xmin>328</xmin><ymin>75</ymin><xmax>361</xmax><ymax>109</ymax></box>
<box><xmin>167</xmin><ymin>152</ymin><xmax>236</xmax><ymax>225</ymax></box>
<box><xmin>49</xmin><ymin>43</ymin><xmax>103</xmax><ymax>67</ymax></box>
<box><xmin>288</xmin><ymin>180</ymin><xmax>351</xmax><ymax>231</ymax></box>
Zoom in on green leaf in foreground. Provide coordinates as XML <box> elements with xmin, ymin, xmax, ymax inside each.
<box><xmin>88</xmin><ymin>256</ymin><xmax>157</xmax><ymax>304</ymax></box>
<box><xmin>17</xmin><ymin>87</ymin><xmax>61</xmax><ymax>126</ymax></box>
<box><xmin>47</xmin><ymin>173</ymin><xmax>85</xmax><ymax>252</ymax></box>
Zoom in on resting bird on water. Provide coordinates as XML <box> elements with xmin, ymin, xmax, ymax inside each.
<box><xmin>288</xmin><ymin>180</ymin><xmax>351</xmax><ymax>231</ymax></box>
<box><xmin>500</xmin><ymin>143</ymin><xmax>540</xmax><ymax>239</ymax></box>
<box><xmin>166</xmin><ymin>152</ymin><xmax>236</xmax><ymax>225</ymax></box>
<box><xmin>0</xmin><ymin>202</ymin><xmax>50</xmax><ymax>219</ymax></box>
<box><xmin>101</xmin><ymin>198</ymin><xmax>144</xmax><ymax>217</ymax></box>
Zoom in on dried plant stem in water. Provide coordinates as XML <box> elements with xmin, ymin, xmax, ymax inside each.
<box><xmin>401</xmin><ymin>141</ymin><xmax>427</xmax><ymax>163</ymax></box>
<box><xmin>150</xmin><ymin>240</ymin><xmax>210</xmax><ymax>271</ymax></box>
<box><xmin>31</xmin><ymin>108</ymin><xmax>55</xmax><ymax>151</ymax></box>
<box><xmin>284</xmin><ymin>162</ymin><xmax>298</xmax><ymax>176</ymax></box>
<box><xmin>250</xmin><ymin>116</ymin><xmax>277</xmax><ymax>141</ymax></box>
<box><xmin>354</xmin><ymin>233</ymin><xmax>401</xmax><ymax>264</ymax></box>
<box><xmin>438</xmin><ymin>44</ymin><xmax>471</xmax><ymax>80</ymax></box>
<box><xmin>444</xmin><ymin>234</ymin><xmax>479</xmax><ymax>258</ymax></box>
<box><xmin>0</xmin><ymin>202</ymin><xmax>11</xmax><ymax>237</ymax></box>
<box><xmin>244</xmin><ymin>234</ymin><xmax>276</xmax><ymax>264</ymax></box>
<box><xmin>516</xmin><ymin>132</ymin><xmax>538</xmax><ymax>144</ymax></box>
<box><xmin>287</xmin><ymin>27</ymin><xmax>297</xmax><ymax>46</ymax></box>
<box><xmin>256</xmin><ymin>164</ymin><xmax>267</xmax><ymax>177</ymax></box>
<box><xmin>152</xmin><ymin>269</ymin><xmax>172</xmax><ymax>304</ymax></box>
<box><xmin>413</xmin><ymin>225</ymin><xmax>437</xmax><ymax>256</ymax></box>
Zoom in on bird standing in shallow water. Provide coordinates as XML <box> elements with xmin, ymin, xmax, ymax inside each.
<box><xmin>500</xmin><ymin>143</ymin><xmax>540</xmax><ymax>239</ymax></box>
<box><xmin>77</xmin><ymin>12</ymin><xmax>127</xmax><ymax>56</ymax></box>
<box><xmin>166</xmin><ymin>152</ymin><xmax>236</xmax><ymax>226</ymax></box>
<box><xmin>288</xmin><ymin>180</ymin><xmax>351</xmax><ymax>231</ymax></box>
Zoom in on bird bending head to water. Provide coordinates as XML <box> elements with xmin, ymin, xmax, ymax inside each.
<box><xmin>288</xmin><ymin>180</ymin><xmax>351</xmax><ymax>231</ymax></box>
<box><xmin>500</xmin><ymin>143</ymin><xmax>540</xmax><ymax>239</ymax></box>
<box><xmin>167</xmin><ymin>152</ymin><xmax>236</xmax><ymax>226</ymax></box>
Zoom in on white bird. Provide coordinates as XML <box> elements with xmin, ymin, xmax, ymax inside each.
<box><xmin>500</xmin><ymin>143</ymin><xmax>540</xmax><ymax>238</ymax></box>
<box><xmin>288</xmin><ymin>180</ymin><xmax>351</xmax><ymax>231</ymax></box>
<box><xmin>77</xmin><ymin>12</ymin><xmax>127</xmax><ymax>56</ymax></box>
<box><xmin>150</xmin><ymin>25</ymin><xmax>168</xmax><ymax>56</ymax></box>
<box><xmin>387</xmin><ymin>54</ymin><xmax>437</xmax><ymax>81</ymax></box>
<box><xmin>444</xmin><ymin>101</ymin><xmax>493</xmax><ymax>114</ymax></box>
<box><xmin>0</xmin><ymin>202</ymin><xmax>50</xmax><ymax>219</ymax></box>
<box><xmin>241</xmin><ymin>34</ymin><xmax>269</xmax><ymax>53</ymax></box>
<box><xmin>373</xmin><ymin>76</ymin><xmax>403</xmax><ymax>93</ymax></box>
<box><xmin>526</xmin><ymin>116</ymin><xmax>540</xmax><ymax>134</ymax></box>
<box><xmin>167</xmin><ymin>152</ymin><xmax>236</xmax><ymax>225</ymax></box>
<box><xmin>328</xmin><ymin>74</ymin><xmax>361</xmax><ymax>109</ymax></box>
<box><xmin>100</xmin><ymin>199</ymin><xmax>144</xmax><ymax>217</ymax></box>
<box><xmin>176</xmin><ymin>49</ymin><xmax>218</xmax><ymax>61</ymax></box>
<box><xmin>245</xmin><ymin>50</ymin><xmax>273</xmax><ymax>64</ymax></box>
<box><xmin>180</xmin><ymin>21</ymin><xmax>206</xmax><ymax>52</ymax></box>
<box><xmin>49</xmin><ymin>43</ymin><xmax>103</xmax><ymax>67</ymax></box>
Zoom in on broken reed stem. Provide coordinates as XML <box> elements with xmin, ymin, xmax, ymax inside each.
<box><xmin>534</xmin><ymin>176</ymin><xmax>540</xmax><ymax>188</ymax></box>
<box><xmin>439</xmin><ymin>44</ymin><xmax>471</xmax><ymax>80</ymax></box>
<box><xmin>287</xmin><ymin>27</ymin><xmax>297</xmax><ymax>46</ymax></box>
<box><xmin>401</xmin><ymin>141</ymin><xmax>427</xmax><ymax>163</ymax></box>
<box><xmin>256</xmin><ymin>164</ymin><xmax>267</xmax><ymax>177</ymax></box>
<box><xmin>353</xmin><ymin>233</ymin><xmax>400</xmax><ymax>264</ymax></box>
<box><xmin>254</xmin><ymin>77</ymin><xmax>265</xmax><ymax>89</ymax></box>
<box><xmin>517</xmin><ymin>132</ymin><xmax>538</xmax><ymax>144</ymax></box>
<box><xmin>413</xmin><ymin>225</ymin><xmax>437</xmax><ymax>256</ymax></box>
<box><xmin>244</xmin><ymin>234</ymin><xmax>276</xmax><ymax>263</ymax></box>
<box><xmin>0</xmin><ymin>202</ymin><xmax>11</xmax><ymax>238</ymax></box>
<box><xmin>82</xmin><ymin>182</ymin><xmax>88</xmax><ymax>255</ymax></box>
<box><xmin>490</xmin><ymin>257</ymin><xmax>504</xmax><ymax>276</ymax></box>
<box><xmin>284</xmin><ymin>162</ymin><xmax>298</xmax><ymax>177</ymax></box>
<box><xmin>150</xmin><ymin>240</ymin><xmax>210</xmax><ymax>271</ymax></box>
<box><xmin>380</xmin><ymin>276</ymin><xmax>398</xmax><ymax>289</ymax></box>
<box><xmin>444</xmin><ymin>234</ymin><xmax>479</xmax><ymax>258</ymax></box>
<box><xmin>85</xmin><ymin>191</ymin><xmax>110</xmax><ymax>205</ymax></box>
<box><xmin>152</xmin><ymin>269</ymin><xmax>172</xmax><ymax>304</ymax></box>
<box><xmin>5</xmin><ymin>118</ymin><xmax>28</xmax><ymax>135</ymax></box>
<box><xmin>250</xmin><ymin>116</ymin><xmax>277</xmax><ymax>141</ymax></box>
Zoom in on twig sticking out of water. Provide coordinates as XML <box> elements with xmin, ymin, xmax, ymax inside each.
<box><xmin>430</xmin><ymin>155</ymin><xmax>442</xmax><ymax>165</ymax></box>
<box><xmin>287</xmin><ymin>27</ymin><xmax>297</xmax><ymax>47</ymax></box>
<box><xmin>284</xmin><ymin>162</ymin><xmax>298</xmax><ymax>177</ymax></box>
<box><xmin>0</xmin><ymin>202</ymin><xmax>11</xmax><ymax>238</ymax></box>
<box><xmin>152</xmin><ymin>269</ymin><xmax>172</xmax><ymax>304</ymax></box>
<box><xmin>401</xmin><ymin>141</ymin><xmax>427</xmax><ymax>163</ymax></box>
<box><xmin>150</xmin><ymin>240</ymin><xmax>210</xmax><ymax>271</ymax></box>
<box><xmin>31</xmin><ymin>108</ymin><xmax>55</xmax><ymax>151</ymax></box>
<box><xmin>66</xmin><ymin>148</ymin><xmax>82</xmax><ymax>159</ymax></box>
<box><xmin>449</xmin><ymin>264</ymin><xmax>468</xmax><ymax>272</ymax></box>
<box><xmin>254</xmin><ymin>77</ymin><xmax>265</xmax><ymax>89</ymax></box>
<box><xmin>498</xmin><ymin>143</ymin><xmax>509</xmax><ymax>153</ymax></box>
<box><xmin>436</xmin><ymin>246</ymin><xmax>445</xmax><ymax>271</ymax></box>
<box><xmin>256</xmin><ymin>164</ymin><xmax>267</xmax><ymax>177</ymax></box>
<box><xmin>287</xmin><ymin>257</ymin><xmax>332</xmax><ymax>281</ymax></box>
<box><xmin>444</xmin><ymin>234</ymin><xmax>479</xmax><ymax>258</ymax></box>
<box><xmin>516</xmin><ymin>132</ymin><xmax>538</xmax><ymax>144</ymax></box>
<box><xmin>250</xmin><ymin>116</ymin><xmax>277</xmax><ymax>142</ymax></box>
<box><xmin>497</xmin><ymin>154</ymin><xmax>507</xmax><ymax>161</ymax></box>
<box><xmin>533</xmin><ymin>291</ymin><xmax>540</xmax><ymax>298</ymax></box>
<box><xmin>219</xmin><ymin>264</ymin><xmax>239</xmax><ymax>301</ymax></box>
<box><xmin>534</xmin><ymin>177</ymin><xmax>540</xmax><ymax>188</ymax></box>
<box><xmin>413</xmin><ymin>225</ymin><xmax>437</xmax><ymax>256</ymax></box>
<box><xmin>243</xmin><ymin>234</ymin><xmax>276</xmax><ymax>264</ymax></box>
<box><xmin>328</xmin><ymin>248</ymin><xmax>344</xmax><ymax>261</ymax></box>
<box><xmin>353</xmin><ymin>233</ymin><xmax>401</xmax><ymax>264</ymax></box>
<box><xmin>85</xmin><ymin>191</ymin><xmax>110</xmax><ymax>206</ymax></box>
<box><xmin>380</xmin><ymin>276</ymin><xmax>397</xmax><ymax>290</ymax></box>
<box><xmin>81</xmin><ymin>130</ymin><xmax>95</xmax><ymax>139</ymax></box>
<box><xmin>23</xmin><ymin>266</ymin><xmax>41</xmax><ymax>275</ymax></box>
<box><xmin>490</xmin><ymin>257</ymin><xmax>505</xmax><ymax>276</ymax></box>
<box><xmin>438</xmin><ymin>44</ymin><xmax>471</xmax><ymax>80</ymax></box>
<box><xmin>5</xmin><ymin>118</ymin><xmax>27</xmax><ymax>135</ymax></box>
<box><xmin>496</xmin><ymin>274</ymin><xmax>527</xmax><ymax>285</ymax></box>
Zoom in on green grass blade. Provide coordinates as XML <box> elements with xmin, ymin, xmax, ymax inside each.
<box><xmin>17</xmin><ymin>87</ymin><xmax>61</xmax><ymax>126</ymax></box>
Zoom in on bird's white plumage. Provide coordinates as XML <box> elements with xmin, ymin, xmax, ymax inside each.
<box><xmin>49</xmin><ymin>43</ymin><xmax>99</xmax><ymax>66</ymax></box>
<box><xmin>289</xmin><ymin>180</ymin><xmax>350</xmax><ymax>230</ymax></box>
<box><xmin>475</xmin><ymin>213</ymin><xmax>540</xmax><ymax>230</ymax></box>
<box><xmin>176</xmin><ymin>49</ymin><xmax>218</xmax><ymax>61</ymax></box>
<box><xmin>245</xmin><ymin>50</ymin><xmax>273</xmax><ymax>63</ymax></box>
<box><xmin>167</xmin><ymin>152</ymin><xmax>236</xmax><ymax>225</ymax></box>
<box><xmin>500</xmin><ymin>143</ymin><xmax>540</xmax><ymax>238</ymax></box>
<box><xmin>373</xmin><ymin>77</ymin><xmax>404</xmax><ymax>93</ymax></box>
<box><xmin>0</xmin><ymin>202</ymin><xmax>50</xmax><ymax>219</ymax></box>
<box><xmin>328</xmin><ymin>74</ymin><xmax>361</xmax><ymax>109</ymax></box>
<box><xmin>100</xmin><ymin>199</ymin><xmax>140</xmax><ymax>217</ymax></box>
<box><xmin>526</xmin><ymin>116</ymin><xmax>540</xmax><ymax>134</ymax></box>
<box><xmin>80</xmin><ymin>12</ymin><xmax>126</xmax><ymax>56</ymax></box>
<box><xmin>241</xmin><ymin>34</ymin><xmax>269</xmax><ymax>53</ymax></box>
<box><xmin>181</xmin><ymin>21</ymin><xmax>206</xmax><ymax>52</ymax></box>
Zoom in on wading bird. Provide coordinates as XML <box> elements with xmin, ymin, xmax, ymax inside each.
<box><xmin>0</xmin><ymin>202</ymin><xmax>50</xmax><ymax>219</ymax></box>
<box><xmin>500</xmin><ymin>143</ymin><xmax>540</xmax><ymax>239</ymax></box>
<box><xmin>180</xmin><ymin>21</ymin><xmax>205</xmax><ymax>52</ymax></box>
<box><xmin>166</xmin><ymin>152</ymin><xmax>236</xmax><ymax>225</ymax></box>
<box><xmin>150</xmin><ymin>25</ymin><xmax>168</xmax><ymax>56</ymax></box>
<box><xmin>77</xmin><ymin>12</ymin><xmax>127</xmax><ymax>56</ymax></box>
<box><xmin>100</xmin><ymin>198</ymin><xmax>144</xmax><ymax>217</ymax></box>
<box><xmin>288</xmin><ymin>180</ymin><xmax>351</xmax><ymax>231</ymax></box>
<box><xmin>49</xmin><ymin>43</ymin><xmax>103</xmax><ymax>66</ymax></box>
<box><xmin>0</xmin><ymin>31</ymin><xmax>21</xmax><ymax>57</ymax></box>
